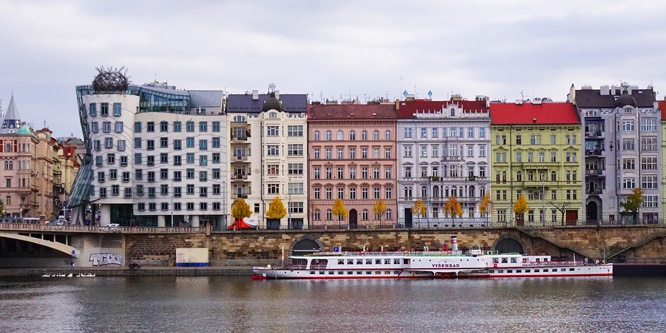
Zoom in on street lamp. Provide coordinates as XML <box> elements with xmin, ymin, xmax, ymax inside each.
<box><xmin>288</xmin><ymin>177</ymin><xmax>292</xmax><ymax>230</ymax></box>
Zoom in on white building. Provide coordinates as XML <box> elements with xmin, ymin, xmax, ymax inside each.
<box><xmin>570</xmin><ymin>83</ymin><xmax>662</xmax><ymax>224</ymax></box>
<box><xmin>72</xmin><ymin>76</ymin><xmax>228</xmax><ymax>229</ymax></box>
<box><xmin>226</xmin><ymin>90</ymin><xmax>308</xmax><ymax>229</ymax></box>
<box><xmin>396</xmin><ymin>97</ymin><xmax>491</xmax><ymax>227</ymax></box>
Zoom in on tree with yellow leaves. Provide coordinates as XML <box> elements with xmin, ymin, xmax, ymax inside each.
<box><xmin>513</xmin><ymin>194</ymin><xmax>528</xmax><ymax>224</ymax></box>
<box><xmin>265</xmin><ymin>197</ymin><xmax>287</xmax><ymax>228</ymax></box>
<box><xmin>231</xmin><ymin>198</ymin><xmax>252</xmax><ymax>226</ymax></box>
<box><xmin>332</xmin><ymin>198</ymin><xmax>348</xmax><ymax>229</ymax></box>
<box><xmin>479</xmin><ymin>193</ymin><xmax>493</xmax><ymax>224</ymax></box>
<box><xmin>374</xmin><ymin>199</ymin><xmax>386</xmax><ymax>227</ymax></box>
<box><xmin>620</xmin><ymin>187</ymin><xmax>643</xmax><ymax>223</ymax></box>
<box><xmin>412</xmin><ymin>199</ymin><xmax>426</xmax><ymax>223</ymax></box>
<box><xmin>444</xmin><ymin>196</ymin><xmax>463</xmax><ymax>223</ymax></box>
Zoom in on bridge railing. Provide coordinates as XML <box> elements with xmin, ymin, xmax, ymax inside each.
<box><xmin>0</xmin><ymin>223</ymin><xmax>204</xmax><ymax>234</ymax></box>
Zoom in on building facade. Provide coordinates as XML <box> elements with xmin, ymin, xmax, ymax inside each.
<box><xmin>490</xmin><ymin>101</ymin><xmax>583</xmax><ymax>225</ymax></box>
<box><xmin>72</xmin><ymin>77</ymin><xmax>228</xmax><ymax>228</ymax></box>
<box><xmin>570</xmin><ymin>84</ymin><xmax>662</xmax><ymax>223</ymax></box>
<box><xmin>34</xmin><ymin>128</ymin><xmax>58</xmax><ymax>220</ymax></box>
<box><xmin>397</xmin><ymin>97</ymin><xmax>491</xmax><ymax>227</ymax></box>
<box><xmin>308</xmin><ymin>103</ymin><xmax>397</xmax><ymax>229</ymax></box>
<box><xmin>661</xmin><ymin>100</ymin><xmax>666</xmax><ymax>220</ymax></box>
<box><xmin>226</xmin><ymin>90</ymin><xmax>308</xmax><ymax>229</ymax></box>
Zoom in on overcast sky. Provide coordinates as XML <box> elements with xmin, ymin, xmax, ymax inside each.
<box><xmin>2</xmin><ymin>0</ymin><xmax>666</xmax><ymax>138</ymax></box>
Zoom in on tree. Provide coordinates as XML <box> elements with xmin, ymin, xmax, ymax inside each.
<box><xmin>374</xmin><ymin>199</ymin><xmax>386</xmax><ymax>227</ymax></box>
<box><xmin>479</xmin><ymin>193</ymin><xmax>493</xmax><ymax>224</ymax></box>
<box><xmin>412</xmin><ymin>199</ymin><xmax>426</xmax><ymax>223</ymax></box>
<box><xmin>332</xmin><ymin>198</ymin><xmax>348</xmax><ymax>229</ymax></box>
<box><xmin>444</xmin><ymin>196</ymin><xmax>463</xmax><ymax>223</ymax></box>
<box><xmin>266</xmin><ymin>197</ymin><xmax>287</xmax><ymax>220</ymax></box>
<box><xmin>231</xmin><ymin>198</ymin><xmax>251</xmax><ymax>226</ymax></box>
<box><xmin>620</xmin><ymin>188</ymin><xmax>643</xmax><ymax>223</ymax></box>
<box><xmin>0</xmin><ymin>199</ymin><xmax>4</xmax><ymax>217</ymax></box>
<box><xmin>549</xmin><ymin>201</ymin><xmax>570</xmax><ymax>226</ymax></box>
<box><xmin>513</xmin><ymin>194</ymin><xmax>528</xmax><ymax>224</ymax></box>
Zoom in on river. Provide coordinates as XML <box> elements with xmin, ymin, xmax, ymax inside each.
<box><xmin>0</xmin><ymin>276</ymin><xmax>664</xmax><ymax>332</ymax></box>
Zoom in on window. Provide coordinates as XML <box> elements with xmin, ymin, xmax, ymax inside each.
<box><xmin>641</xmin><ymin>137</ymin><xmax>658</xmax><ymax>151</ymax></box>
<box><xmin>289</xmin><ymin>202</ymin><xmax>304</xmax><ymax>214</ymax></box>
<box><xmin>186</xmin><ymin>121</ymin><xmax>195</xmax><ymax>132</ymax></box>
<box><xmin>103</xmin><ymin>121</ymin><xmax>111</xmax><ymax>133</ymax></box>
<box><xmin>385</xmin><ymin>167</ymin><xmax>392</xmax><ymax>179</ymax></box>
<box><xmin>267</xmin><ymin>126</ymin><xmax>279</xmax><ymax>136</ymax></box>
<box><xmin>468</xmin><ymin>127</ymin><xmax>474</xmax><ymax>138</ymax></box>
<box><xmin>267</xmin><ymin>145</ymin><xmax>279</xmax><ymax>156</ymax></box>
<box><xmin>89</xmin><ymin>103</ymin><xmax>97</xmax><ymax>117</ymax></box>
<box><xmin>325</xmin><ymin>130</ymin><xmax>332</xmax><ymax>140</ymax></box>
<box><xmin>212</xmin><ymin>121</ymin><xmax>220</xmax><ymax>132</ymax></box>
<box><xmin>404</xmin><ymin>128</ymin><xmax>412</xmax><ymax>138</ymax></box>
<box><xmin>112</xmin><ymin>103</ymin><xmax>121</xmax><ymax>116</ymax></box>
<box><xmin>289</xmin><ymin>183</ymin><xmax>303</xmax><ymax>195</ymax></box>
<box><xmin>404</xmin><ymin>145</ymin><xmax>412</xmax><ymax>157</ymax></box>
<box><xmin>173</xmin><ymin>121</ymin><xmax>181</xmax><ymax>132</ymax></box>
<box><xmin>147</xmin><ymin>121</ymin><xmax>155</xmax><ymax>132</ymax></box>
<box><xmin>349</xmin><ymin>147</ymin><xmax>356</xmax><ymax>159</ymax></box>
<box><xmin>117</xmin><ymin>140</ymin><xmax>126</xmax><ymax>151</ymax></box>
<box><xmin>362</xmin><ymin>130</ymin><xmax>368</xmax><ymax>140</ymax></box>
<box><xmin>640</xmin><ymin>118</ymin><xmax>657</xmax><ymax>132</ymax></box>
<box><xmin>362</xmin><ymin>148</ymin><xmax>368</xmax><ymax>159</ymax></box>
<box><xmin>268</xmin><ymin>184</ymin><xmax>280</xmax><ymax>194</ymax></box>
<box><xmin>641</xmin><ymin>157</ymin><xmax>657</xmax><ymax>170</ymax></box>
<box><xmin>479</xmin><ymin>145</ymin><xmax>486</xmax><ymax>157</ymax></box>
<box><xmin>107</xmin><ymin>153</ymin><xmax>115</xmax><ymax>165</ymax></box>
<box><xmin>101</xmin><ymin>103</ymin><xmax>109</xmax><ymax>116</ymax></box>
<box><xmin>641</xmin><ymin>175</ymin><xmax>658</xmax><ymax>189</ymax></box>
<box><xmin>288</xmin><ymin>125</ymin><xmax>303</xmax><ymax>137</ymax></box>
<box><xmin>288</xmin><ymin>163</ymin><xmax>304</xmax><ymax>175</ymax></box>
<box><xmin>622</xmin><ymin>120</ymin><xmax>635</xmax><ymax>132</ymax></box>
<box><xmin>160</xmin><ymin>121</ymin><xmax>168</xmax><ymax>132</ymax></box>
<box><xmin>91</xmin><ymin>122</ymin><xmax>99</xmax><ymax>133</ymax></box>
<box><xmin>336</xmin><ymin>130</ymin><xmax>343</xmax><ymax>140</ymax></box>
<box><xmin>530</xmin><ymin>135</ymin><xmax>541</xmax><ymax>145</ymax></box>
<box><xmin>338</xmin><ymin>147</ymin><xmax>344</xmax><ymax>159</ymax></box>
<box><xmin>199</xmin><ymin>121</ymin><xmax>208</xmax><ymax>132</ymax></box>
<box><xmin>199</xmin><ymin>140</ymin><xmax>208</xmax><ymax>151</ymax></box>
<box><xmin>314</xmin><ymin>131</ymin><xmax>320</xmax><ymax>141</ymax></box>
<box><xmin>623</xmin><ymin>139</ymin><xmax>635</xmax><ymax>151</ymax></box>
<box><xmin>135</xmin><ymin>122</ymin><xmax>142</xmax><ymax>133</ymax></box>
<box><xmin>385</xmin><ymin>130</ymin><xmax>391</xmax><ymax>140</ymax></box>
<box><xmin>288</xmin><ymin>144</ymin><xmax>303</xmax><ymax>156</ymax></box>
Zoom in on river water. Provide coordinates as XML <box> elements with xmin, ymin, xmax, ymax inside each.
<box><xmin>0</xmin><ymin>276</ymin><xmax>664</xmax><ymax>332</ymax></box>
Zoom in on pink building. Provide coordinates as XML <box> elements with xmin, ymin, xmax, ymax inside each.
<box><xmin>308</xmin><ymin>103</ymin><xmax>397</xmax><ymax>229</ymax></box>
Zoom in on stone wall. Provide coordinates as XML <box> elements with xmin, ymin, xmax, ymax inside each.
<box><xmin>124</xmin><ymin>226</ymin><xmax>666</xmax><ymax>266</ymax></box>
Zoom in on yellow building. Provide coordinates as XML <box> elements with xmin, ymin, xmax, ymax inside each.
<box><xmin>490</xmin><ymin>101</ymin><xmax>583</xmax><ymax>225</ymax></box>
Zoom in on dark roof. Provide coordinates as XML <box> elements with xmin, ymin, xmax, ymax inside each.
<box><xmin>575</xmin><ymin>89</ymin><xmax>655</xmax><ymax>108</ymax></box>
<box><xmin>189</xmin><ymin>90</ymin><xmax>223</xmax><ymax>108</ymax></box>
<box><xmin>614</xmin><ymin>90</ymin><xmax>637</xmax><ymax>107</ymax></box>
<box><xmin>396</xmin><ymin>99</ymin><xmax>488</xmax><ymax>119</ymax></box>
<box><xmin>490</xmin><ymin>102</ymin><xmax>579</xmax><ymax>125</ymax></box>
<box><xmin>308</xmin><ymin>103</ymin><xmax>396</xmax><ymax>120</ymax></box>
<box><xmin>226</xmin><ymin>93</ymin><xmax>307</xmax><ymax>113</ymax></box>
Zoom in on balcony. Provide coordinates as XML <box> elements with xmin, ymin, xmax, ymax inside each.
<box><xmin>441</xmin><ymin>156</ymin><xmax>463</xmax><ymax>162</ymax></box>
<box><xmin>585</xmin><ymin>149</ymin><xmax>604</xmax><ymax>157</ymax></box>
<box><xmin>586</xmin><ymin>188</ymin><xmax>603</xmax><ymax>195</ymax></box>
<box><xmin>231</xmin><ymin>155</ymin><xmax>249</xmax><ymax>163</ymax></box>
<box><xmin>585</xmin><ymin>169</ymin><xmax>604</xmax><ymax>177</ymax></box>
<box><xmin>231</xmin><ymin>191</ymin><xmax>251</xmax><ymax>200</ymax></box>
<box><xmin>232</xmin><ymin>173</ymin><xmax>250</xmax><ymax>181</ymax></box>
<box><xmin>231</xmin><ymin>135</ymin><xmax>249</xmax><ymax>143</ymax></box>
<box><xmin>585</xmin><ymin>131</ymin><xmax>603</xmax><ymax>138</ymax></box>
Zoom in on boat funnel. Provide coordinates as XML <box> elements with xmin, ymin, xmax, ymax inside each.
<box><xmin>451</xmin><ymin>236</ymin><xmax>458</xmax><ymax>251</ymax></box>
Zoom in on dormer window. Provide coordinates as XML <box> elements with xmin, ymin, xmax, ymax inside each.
<box><xmin>450</xmin><ymin>108</ymin><xmax>455</xmax><ymax>117</ymax></box>
<box><xmin>624</xmin><ymin>107</ymin><xmax>632</xmax><ymax>114</ymax></box>
<box><xmin>269</xmin><ymin>112</ymin><xmax>278</xmax><ymax>118</ymax></box>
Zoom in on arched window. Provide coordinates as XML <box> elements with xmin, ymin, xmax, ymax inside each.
<box><xmin>445</xmin><ymin>186</ymin><xmax>450</xmax><ymax>197</ymax></box>
<box><xmin>349</xmin><ymin>130</ymin><xmax>356</xmax><ymax>140</ymax></box>
<box><xmin>452</xmin><ymin>186</ymin><xmax>457</xmax><ymax>197</ymax></box>
<box><xmin>502</xmin><ymin>171</ymin><xmax>507</xmax><ymax>182</ymax></box>
<box><xmin>516</xmin><ymin>171</ymin><xmax>522</xmax><ymax>182</ymax></box>
<box><xmin>314</xmin><ymin>130</ymin><xmax>320</xmax><ymax>141</ymax></box>
<box><xmin>326</xmin><ymin>209</ymin><xmax>332</xmax><ymax>220</ymax></box>
<box><xmin>572</xmin><ymin>170</ymin><xmax>577</xmax><ymax>181</ymax></box>
<box><xmin>450</xmin><ymin>108</ymin><xmax>455</xmax><ymax>117</ymax></box>
<box><xmin>337</xmin><ymin>130</ymin><xmax>343</xmax><ymax>140</ymax></box>
<box><xmin>469</xmin><ymin>185</ymin><xmax>475</xmax><ymax>198</ymax></box>
<box><xmin>566</xmin><ymin>171</ymin><xmax>571</xmax><ymax>181</ymax></box>
<box><xmin>361</xmin><ymin>130</ymin><xmax>368</xmax><ymax>140</ymax></box>
<box><xmin>386</xmin><ymin>209</ymin><xmax>392</xmax><ymax>220</ymax></box>
<box><xmin>433</xmin><ymin>185</ymin><xmax>440</xmax><ymax>198</ymax></box>
<box><xmin>421</xmin><ymin>186</ymin><xmax>427</xmax><ymax>198</ymax></box>
<box><xmin>496</xmin><ymin>171</ymin><xmax>500</xmax><ymax>182</ymax></box>
<box><xmin>385</xmin><ymin>130</ymin><xmax>391</xmax><ymax>140</ymax></box>
<box><xmin>373</xmin><ymin>130</ymin><xmax>380</xmax><ymax>140</ymax></box>
<box><xmin>325</xmin><ymin>130</ymin><xmax>332</xmax><ymax>141</ymax></box>
<box><xmin>314</xmin><ymin>209</ymin><xmax>320</xmax><ymax>220</ymax></box>
<box><xmin>551</xmin><ymin>171</ymin><xmax>557</xmax><ymax>182</ymax></box>
<box><xmin>362</xmin><ymin>209</ymin><xmax>369</xmax><ymax>220</ymax></box>
<box><xmin>480</xmin><ymin>186</ymin><xmax>486</xmax><ymax>198</ymax></box>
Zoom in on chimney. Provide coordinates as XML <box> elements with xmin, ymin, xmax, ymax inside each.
<box><xmin>274</xmin><ymin>90</ymin><xmax>280</xmax><ymax>99</ymax></box>
<box><xmin>451</xmin><ymin>236</ymin><xmax>458</xmax><ymax>251</ymax></box>
<box><xmin>532</xmin><ymin>118</ymin><xmax>537</xmax><ymax>123</ymax></box>
<box><xmin>252</xmin><ymin>90</ymin><xmax>259</xmax><ymax>100</ymax></box>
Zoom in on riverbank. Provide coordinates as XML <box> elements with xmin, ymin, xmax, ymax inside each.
<box><xmin>0</xmin><ymin>266</ymin><xmax>255</xmax><ymax>277</ymax></box>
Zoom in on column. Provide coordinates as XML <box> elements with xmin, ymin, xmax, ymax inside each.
<box><xmin>100</xmin><ymin>205</ymin><xmax>111</xmax><ymax>226</ymax></box>
<box><xmin>191</xmin><ymin>215</ymin><xmax>200</xmax><ymax>228</ymax></box>
<box><xmin>157</xmin><ymin>215</ymin><xmax>165</xmax><ymax>227</ymax></box>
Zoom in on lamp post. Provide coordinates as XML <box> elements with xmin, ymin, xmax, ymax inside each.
<box><xmin>170</xmin><ymin>179</ymin><xmax>174</xmax><ymax>228</ymax></box>
<box><xmin>288</xmin><ymin>177</ymin><xmax>292</xmax><ymax>230</ymax></box>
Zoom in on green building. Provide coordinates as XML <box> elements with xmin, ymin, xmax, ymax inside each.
<box><xmin>490</xmin><ymin>101</ymin><xmax>583</xmax><ymax>225</ymax></box>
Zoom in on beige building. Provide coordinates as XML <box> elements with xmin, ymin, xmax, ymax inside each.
<box><xmin>54</xmin><ymin>140</ymin><xmax>82</xmax><ymax>216</ymax></box>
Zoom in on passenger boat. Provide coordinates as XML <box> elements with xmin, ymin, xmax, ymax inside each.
<box><xmin>252</xmin><ymin>237</ymin><xmax>612</xmax><ymax>279</ymax></box>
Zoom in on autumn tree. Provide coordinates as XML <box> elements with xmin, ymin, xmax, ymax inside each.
<box><xmin>374</xmin><ymin>199</ymin><xmax>387</xmax><ymax>227</ymax></box>
<box><xmin>513</xmin><ymin>194</ymin><xmax>528</xmax><ymax>224</ymax></box>
<box><xmin>231</xmin><ymin>198</ymin><xmax>252</xmax><ymax>225</ymax></box>
<box><xmin>412</xmin><ymin>199</ymin><xmax>426</xmax><ymax>222</ymax></box>
<box><xmin>479</xmin><ymin>193</ymin><xmax>493</xmax><ymax>224</ymax></box>
<box><xmin>332</xmin><ymin>198</ymin><xmax>348</xmax><ymax>229</ymax></box>
<box><xmin>444</xmin><ymin>196</ymin><xmax>463</xmax><ymax>223</ymax></box>
<box><xmin>621</xmin><ymin>188</ymin><xmax>644</xmax><ymax>223</ymax></box>
<box><xmin>266</xmin><ymin>197</ymin><xmax>287</xmax><ymax>221</ymax></box>
<box><xmin>0</xmin><ymin>199</ymin><xmax>4</xmax><ymax>217</ymax></box>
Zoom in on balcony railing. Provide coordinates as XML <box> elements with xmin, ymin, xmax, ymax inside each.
<box><xmin>232</xmin><ymin>174</ymin><xmax>249</xmax><ymax>180</ymax></box>
<box><xmin>231</xmin><ymin>155</ymin><xmax>249</xmax><ymax>162</ymax></box>
<box><xmin>232</xmin><ymin>191</ymin><xmax>251</xmax><ymax>199</ymax></box>
<box><xmin>585</xmin><ymin>131</ymin><xmax>603</xmax><ymax>138</ymax></box>
<box><xmin>585</xmin><ymin>169</ymin><xmax>604</xmax><ymax>176</ymax></box>
<box><xmin>585</xmin><ymin>149</ymin><xmax>604</xmax><ymax>156</ymax></box>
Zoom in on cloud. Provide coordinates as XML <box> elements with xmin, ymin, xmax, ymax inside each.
<box><xmin>1</xmin><ymin>0</ymin><xmax>666</xmax><ymax>137</ymax></box>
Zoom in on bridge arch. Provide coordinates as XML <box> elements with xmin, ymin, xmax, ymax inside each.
<box><xmin>290</xmin><ymin>235</ymin><xmax>323</xmax><ymax>256</ymax></box>
<box><xmin>492</xmin><ymin>235</ymin><xmax>525</xmax><ymax>254</ymax></box>
<box><xmin>0</xmin><ymin>232</ymin><xmax>78</xmax><ymax>257</ymax></box>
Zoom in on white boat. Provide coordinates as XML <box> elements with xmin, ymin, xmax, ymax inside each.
<box><xmin>253</xmin><ymin>238</ymin><xmax>612</xmax><ymax>280</ymax></box>
<box><xmin>41</xmin><ymin>274</ymin><xmax>50</xmax><ymax>278</ymax></box>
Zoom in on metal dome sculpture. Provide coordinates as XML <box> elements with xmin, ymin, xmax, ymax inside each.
<box><xmin>92</xmin><ymin>66</ymin><xmax>130</xmax><ymax>93</ymax></box>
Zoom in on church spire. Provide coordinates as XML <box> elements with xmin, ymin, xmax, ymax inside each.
<box><xmin>0</xmin><ymin>95</ymin><xmax>21</xmax><ymax>134</ymax></box>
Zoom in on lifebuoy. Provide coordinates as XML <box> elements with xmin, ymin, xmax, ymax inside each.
<box><xmin>404</xmin><ymin>251</ymin><xmax>409</xmax><ymax>255</ymax></box>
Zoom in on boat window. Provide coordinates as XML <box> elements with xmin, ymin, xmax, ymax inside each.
<box><xmin>543</xmin><ymin>269</ymin><xmax>549</xmax><ymax>272</ymax></box>
<box><xmin>366</xmin><ymin>271</ymin><xmax>371</xmax><ymax>275</ymax></box>
<box><xmin>338</xmin><ymin>259</ymin><xmax>344</xmax><ymax>265</ymax></box>
<box><xmin>522</xmin><ymin>258</ymin><xmax>528</xmax><ymax>263</ymax></box>
<box><xmin>569</xmin><ymin>268</ymin><xmax>574</xmax><ymax>271</ymax></box>
<box><xmin>534</xmin><ymin>269</ymin><xmax>540</xmax><ymax>272</ymax></box>
<box><xmin>403</xmin><ymin>259</ymin><xmax>410</xmax><ymax>264</ymax></box>
<box><xmin>347</xmin><ymin>271</ymin><xmax>353</xmax><ymax>275</ymax></box>
<box><xmin>319</xmin><ymin>271</ymin><xmax>325</xmax><ymax>274</ymax></box>
<box><xmin>543</xmin><ymin>258</ymin><xmax>549</xmax><ymax>262</ymax></box>
<box><xmin>384</xmin><ymin>259</ymin><xmax>391</xmax><ymax>265</ymax></box>
<box><xmin>394</xmin><ymin>270</ymin><xmax>400</xmax><ymax>274</ymax></box>
<box><xmin>536</xmin><ymin>258</ymin><xmax>540</xmax><ymax>262</ymax></box>
<box><xmin>507</xmin><ymin>270</ymin><xmax>513</xmax><ymax>273</ymax></box>
<box><xmin>375</xmin><ymin>271</ymin><xmax>381</xmax><ymax>275</ymax></box>
<box><xmin>366</xmin><ymin>259</ymin><xmax>372</xmax><ymax>265</ymax></box>
<box><xmin>384</xmin><ymin>271</ymin><xmax>390</xmax><ymax>275</ymax></box>
<box><xmin>393</xmin><ymin>259</ymin><xmax>400</xmax><ymax>264</ymax></box>
<box><xmin>489</xmin><ymin>270</ymin><xmax>494</xmax><ymax>273</ymax></box>
<box><xmin>525</xmin><ymin>269</ymin><xmax>531</xmax><ymax>273</ymax></box>
<box><xmin>375</xmin><ymin>259</ymin><xmax>381</xmax><ymax>265</ymax></box>
<box><xmin>356</xmin><ymin>259</ymin><xmax>363</xmax><ymax>265</ymax></box>
<box><xmin>356</xmin><ymin>271</ymin><xmax>362</xmax><ymax>275</ymax></box>
<box><xmin>516</xmin><ymin>269</ymin><xmax>522</xmax><ymax>273</ymax></box>
<box><xmin>498</xmin><ymin>270</ymin><xmax>504</xmax><ymax>273</ymax></box>
<box><xmin>328</xmin><ymin>271</ymin><xmax>334</xmax><ymax>275</ymax></box>
<box><xmin>309</xmin><ymin>271</ymin><xmax>315</xmax><ymax>274</ymax></box>
<box><xmin>347</xmin><ymin>259</ymin><xmax>354</xmax><ymax>265</ymax></box>
<box><xmin>561</xmin><ymin>268</ymin><xmax>566</xmax><ymax>272</ymax></box>
<box><xmin>501</xmin><ymin>257</ymin><xmax>508</xmax><ymax>263</ymax></box>
<box><xmin>493</xmin><ymin>258</ymin><xmax>499</xmax><ymax>263</ymax></box>
<box><xmin>337</xmin><ymin>271</ymin><xmax>343</xmax><ymax>275</ymax></box>
<box><xmin>511</xmin><ymin>258</ymin><xmax>517</xmax><ymax>263</ymax></box>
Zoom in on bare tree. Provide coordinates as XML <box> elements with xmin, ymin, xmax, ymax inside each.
<box><xmin>549</xmin><ymin>201</ymin><xmax>570</xmax><ymax>226</ymax></box>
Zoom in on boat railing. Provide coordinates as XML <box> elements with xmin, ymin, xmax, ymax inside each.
<box><xmin>522</xmin><ymin>261</ymin><xmax>593</xmax><ymax>267</ymax></box>
<box><xmin>287</xmin><ymin>264</ymin><xmax>307</xmax><ymax>269</ymax></box>
<box><xmin>310</xmin><ymin>250</ymin><xmax>464</xmax><ymax>257</ymax></box>
<box><xmin>310</xmin><ymin>265</ymin><xmax>328</xmax><ymax>270</ymax></box>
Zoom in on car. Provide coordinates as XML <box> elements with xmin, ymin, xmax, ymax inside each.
<box><xmin>107</xmin><ymin>223</ymin><xmax>120</xmax><ymax>228</ymax></box>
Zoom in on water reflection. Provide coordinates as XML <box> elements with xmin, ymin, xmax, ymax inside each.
<box><xmin>0</xmin><ymin>277</ymin><xmax>664</xmax><ymax>332</ymax></box>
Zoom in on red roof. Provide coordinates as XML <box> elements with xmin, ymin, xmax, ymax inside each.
<box><xmin>308</xmin><ymin>103</ymin><xmax>396</xmax><ymax>120</ymax></box>
<box><xmin>396</xmin><ymin>99</ymin><xmax>489</xmax><ymax>119</ymax></box>
<box><xmin>658</xmin><ymin>101</ymin><xmax>666</xmax><ymax>120</ymax></box>
<box><xmin>490</xmin><ymin>102</ymin><xmax>579</xmax><ymax>125</ymax></box>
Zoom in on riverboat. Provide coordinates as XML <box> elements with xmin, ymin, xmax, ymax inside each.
<box><xmin>252</xmin><ymin>238</ymin><xmax>612</xmax><ymax>280</ymax></box>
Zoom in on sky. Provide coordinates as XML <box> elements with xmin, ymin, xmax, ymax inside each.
<box><xmin>2</xmin><ymin>0</ymin><xmax>666</xmax><ymax>138</ymax></box>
